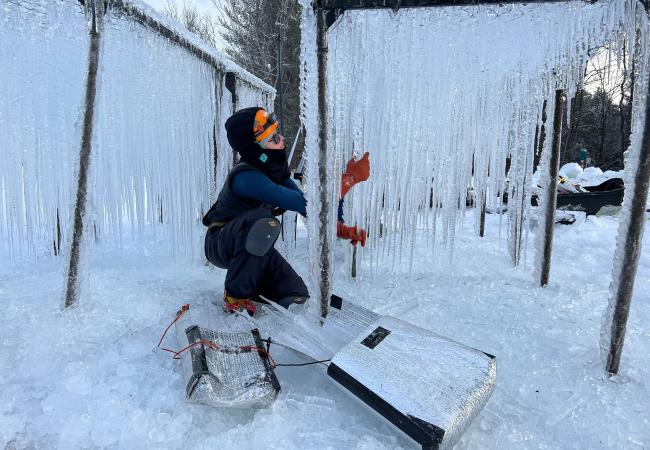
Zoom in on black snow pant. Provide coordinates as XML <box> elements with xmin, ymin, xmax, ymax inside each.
<box><xmin>204</xmin><ymin>208</ymin><xmax>309</xmax><ymax>303</ymax></box>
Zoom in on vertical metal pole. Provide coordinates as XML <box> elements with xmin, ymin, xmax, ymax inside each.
<box><xmin>478</xmin><ymin>192</ymin><xmax>480</xmax><ymax>237</ymax></box>
<box><xmin>316</xmin><ymin>5</ymin><xmax>332</xmax><ymax>319</ymax></box>
<box><xmin>212</xmin><ymin>72</ymin><xmax>221</xmax><ymax>196</ymax></box>
<box><xmin>277</xmin><ymin>33</ymin><xmax>284</xmax><ymax>133</ymax></box>
<box><xmin>225</xmin><ymin>72</ymin><xmax>238</xmax><ymax>166</ymax></box>
<box><xmin>534</xmin><ymin>100</ymin><xmax>548</xmax><ymax>170</ymax></box>
<box><xmin>540</xmin><ymin>90</ymin><xmax>564</xmax><ymax>287</ymax></box>
<box><xmin>64</xmin><ymin>0</ymin><xmax>102</xmax><ymax>308</ymax></box>
<box><xmin>604</xmin><ymin>50</ymin><xmax>650</xmax><ymax>375</ymax></box>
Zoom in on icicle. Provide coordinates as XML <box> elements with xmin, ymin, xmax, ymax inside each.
<box><xmin>324</xmin><ymin>0</ymin><xmax>639</xmax><ymax>278</ymax></box>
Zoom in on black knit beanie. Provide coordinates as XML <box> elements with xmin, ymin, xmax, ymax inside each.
<box><xmin>225</xmin><ymin>107</ymin><xmax>290</xmax><ymax>183</ymax></box>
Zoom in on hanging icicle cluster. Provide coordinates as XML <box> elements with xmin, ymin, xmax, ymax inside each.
<box><xmin>0</xmin><ymin>1</ymin><xmax>89</xmax><ymax>260</ymax></box>
<box><xmin>0</xmin><ymin>0</ymin><xmax>274</xmax><ymax>261</ymax></box>
<box><xmin>298</xmin><ymin>0</ymin><xmax>643</xmax><ymax>278</ymax></box>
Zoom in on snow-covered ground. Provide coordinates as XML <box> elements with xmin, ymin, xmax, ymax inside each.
<box><xmin>1</xmin><ymin>210</ymin><xmax>648</xmax><ymax>449</ymax></box>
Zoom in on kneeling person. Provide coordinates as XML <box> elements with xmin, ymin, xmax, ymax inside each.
<box><xmin>203</xmin><ymin>107</ymin><xmax>308</xmax><ymax>315</ymax></box>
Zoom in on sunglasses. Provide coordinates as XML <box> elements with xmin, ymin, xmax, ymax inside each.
<box><xmin>256</xmin><ymin>112</ymin><xmax>282</xmax><ymax>146</ymax></box>
<box><xmin>269</xmin><ymin>129</ymin><xmax>281</xmax><ymax>145</ymax></box>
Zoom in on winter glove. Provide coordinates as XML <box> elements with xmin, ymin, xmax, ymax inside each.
<box><xmin>340</xmin><ymin>152</ymin><xmax>370</xmax><ymax>198</ymax></box>
<box><xmin>337</xmin><ymin>221</ymin><xmax>367</xmax><ymax>247</ymax></box>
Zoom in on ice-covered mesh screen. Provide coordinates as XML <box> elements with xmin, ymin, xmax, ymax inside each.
<box><xmin>1</xmin><ymin>0</ymin><xmax>275</xmax><ymax>261</ymax></box>
<box><xmin>185</xmin><ymin>327</ymin><xmax>279</xmax><ymax>409</ymax></box>
<box><xmin>93</xmin><ymin>8</ymin><xmax>220</xmax><ymax>258</ymax></box>
<box><xmin>236</xmin><ymin>80</ymin><xmax>274</xmax><ymax>111</ymax></box>
<box><xmin>0</xmin><ymin>0</ymin><xmax>89</xmax><ymax>259</ymax></box>
<box><xmin>314</xmin><ymin>0</ymin><xmax>640</xmax><ymax>277</ymax></box>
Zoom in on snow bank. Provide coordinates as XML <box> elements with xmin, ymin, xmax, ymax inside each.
<box><xmin>559</xmin><ymin>163</ymin><xmax>624</xmax><ymax>187</ymax></box>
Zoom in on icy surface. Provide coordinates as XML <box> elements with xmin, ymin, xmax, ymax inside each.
<box><xmin>1</xmin><ymin>212</ymin><xmax>648</xmax><ymax>448</ymax></box>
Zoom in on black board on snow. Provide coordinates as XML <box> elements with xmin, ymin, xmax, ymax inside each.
<box><xmin>326</xmin><ymin>297</ymin><xmax>496</xmax><ymax>450</ymax></box>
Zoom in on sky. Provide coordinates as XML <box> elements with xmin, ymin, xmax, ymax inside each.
<box><xmin>142</xmin><ymin>0</ymin><xmax>218</xmax><ymax>15</ymax></box>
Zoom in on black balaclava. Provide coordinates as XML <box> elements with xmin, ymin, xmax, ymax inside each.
<box><xmin>225</xmin><ymin>107</ymin><xmax>290</xmax><ymax>183</ymax></box>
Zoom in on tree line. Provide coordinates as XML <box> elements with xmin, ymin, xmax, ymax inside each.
<box><xmin>162</xmin><ymin>2</ymin><xmax>633</xmax><ymax>172</ymax></box>
<box><xmin>162</xmin><ymin>0</ymin><xmax>303</xmax><ymax>168</ymax></box>
<box><xmin>560</xmin><ymin>45</ymin><xmax>633</xmax><ymax>171</ymax></box>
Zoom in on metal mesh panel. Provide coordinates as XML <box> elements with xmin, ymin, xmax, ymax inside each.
<box><xmin>183</xmin><ymin>326</ymin><xmax>280</xmax><ymax>409</ymax></box>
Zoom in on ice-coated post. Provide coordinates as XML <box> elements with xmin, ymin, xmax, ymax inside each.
<box><xmin>316</xmin><ymin>4</ymin><xmax>332</xmax><ymax>319</ymax></box>
<box><xmin>535</xmin><ymin>99</ymin><xmax>548</xmax><ymax>169</ymax></box>
<box><xmin>478</xmin><ymin>192</ymin><xmax>480</xmax><ymax>237</ymax></box>
<box><xmin>64</xmin><ymin>0</ymin><xmax>102</xmax><ymax>309</ymax></box>
<box><xmin>603</xmin><ymin>70</ymin><xmax>650</xmax><ymax>375</ymax></box>
<box><xmin>277</xmin><ymin>33</ymin><xmax>284</xmax><ymax>133</ymax></box>
<box><xmin>212</xmin><ymin>72</ymin><xmax>222</xmax><ymax>195</ymax></box>
<box><xmin>225</xmin><ymin>72</ymin><xmax>238</xmax><ymax>166</ymax></box>
<box><xmin>540</xmin><ymin>89</ymin><xmax>564</xmax><ymax>287</ymax></box>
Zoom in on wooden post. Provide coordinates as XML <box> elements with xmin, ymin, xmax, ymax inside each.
<box><xmin>64</xmin><ymin>0</ymin><xmax>102</xmax><ymax>308</ymax></box>
<box><xmin>540</xmin><ymin>90</ymin><xmax>564</xmax><ymax>287</ymax></box>
<box><xmin>316</xmin><ymin>4</ymin><xmax>332</xmax><ymax>319</ymax></box>
<box><xmin>604</xmin><ymin>55</ymin><xmax>650</xmax><ymax>375</ymax></box>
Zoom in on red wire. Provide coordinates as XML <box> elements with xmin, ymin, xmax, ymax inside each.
<box><xmin>239</xmin><ymin>345</ymin><xmax>277</xmax><ymax>368</ymax></box>
<box><xmin>157</xmin><ymin>304</ymin><xmax>277</xmax><ymax>367</ymax></box>
<box><xmin>166</xmin><ymin>339</ymin><xmax>220</xmax><ymax>359</ymax></box>
<box><xmin>157</xmin><ymin>303</ymin><xmax>190</xmax><ymax>348</ymax></box>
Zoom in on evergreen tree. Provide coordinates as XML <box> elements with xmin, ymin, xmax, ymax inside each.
<box><xmin>215</xmin><ymin>0</ymin><xmax>303</xmax><ymax>167</ymax></box>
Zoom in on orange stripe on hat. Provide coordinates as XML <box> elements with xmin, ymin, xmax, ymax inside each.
<box><xmin>254</xmin><ymin>109</ymin><xmax>278</xmax><ymax>143</ymax></box>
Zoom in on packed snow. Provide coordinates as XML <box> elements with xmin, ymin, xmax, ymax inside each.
<box><xmin>1</xmin><ymin>211</ymin><xmax>648</xmax><ymax>449</ymax></box>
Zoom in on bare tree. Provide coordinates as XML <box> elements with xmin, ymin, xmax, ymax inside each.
<box><xmin>162</xmin><ymin>0</ymin><xmax>218</xmax><ymax>48</ymax></box>
<box><xmin>214</xmin><ymin>0</ymin><xmax>303</xmax><ymax>165</ymax></box>
<box><xmin>561</xmin><ymin>45</ymin><xmax>632</xmax><ymax>170</ymax></box>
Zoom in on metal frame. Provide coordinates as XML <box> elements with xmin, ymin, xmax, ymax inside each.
<box><xmin>311</xmin><ymin>0</ymin><xmax>649</xmax><ymax>374</ymax></box>
<box><xmin>63</xmin><ymin>0</ymin><xmax>274</xmax><ymax>309</ymax></box>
